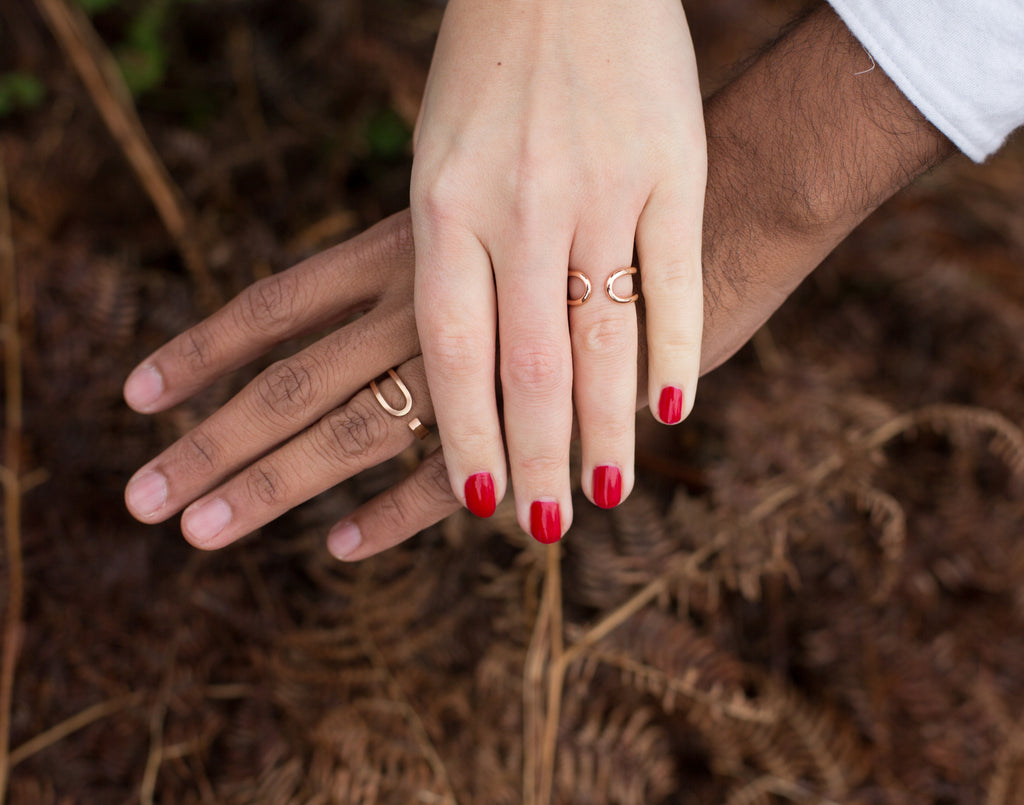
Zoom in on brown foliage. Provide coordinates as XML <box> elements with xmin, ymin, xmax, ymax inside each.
<box><xmin>3</xmin><ymin>0</ymin><xmax>1024</xmax><ymax>803</ymax></box>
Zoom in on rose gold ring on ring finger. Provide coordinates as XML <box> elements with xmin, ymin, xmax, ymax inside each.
<box><xmin>605</xmin><ymin>267</ymin><xmax>639</xmax><ymax>304</ymax></box>
<box><xmin>369</xmin><ymin>368</ymin><xmax>431</xmax><ymax>440</ymax></box>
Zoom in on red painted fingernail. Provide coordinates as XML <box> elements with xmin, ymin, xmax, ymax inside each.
<box><xmin>465</xmin><ymin>473</ymin><xmax>496</xmax><ymax>518</ymax></box>
<box><xmin>658</xmin><ymin>386</ymin><xmax>684</xmax><ymax>424</ymax></box>
<box><xmin>530</xmin><ymin>500</ymin><xmax>562</xmax><ymax>544</ymax></box>
<box><xmin>592</xmin><ymin>465</ymin><xmax>622</xmax><ymax>509</ymax></box>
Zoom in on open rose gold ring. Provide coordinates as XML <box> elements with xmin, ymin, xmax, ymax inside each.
<box><xmin>605</xmin><ymin>267</ymin><xmax>639</xmax><ymax>304</ymax></box>
<box><xmin>369</xmin><ymin>368</ymin><xmax>430</xmax><ymax>440</ymax></box>
<box><xmin>567</xmin><ymin>271</ymin><xmax>592</xmax><ymax>306</ymax></box>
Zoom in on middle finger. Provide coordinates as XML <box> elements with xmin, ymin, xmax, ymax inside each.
<box><xmin>495</xmin><ymin>234</ymin><xmax>576</xmax><ymax>544</ymax></box>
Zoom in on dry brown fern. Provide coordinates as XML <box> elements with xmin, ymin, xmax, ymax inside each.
<box><xmin>589</xmin><ymin>608</ymin><xmax>768</xmax><ymax>722</ymax></box>
<box><xmin>552</xmin><ymin>695</ymin><xmax>677</xmax><ymax>805</ymax></box>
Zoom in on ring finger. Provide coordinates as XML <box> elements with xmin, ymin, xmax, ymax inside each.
<box><xmin>568</xmin><ymin>220</ymin><xmax>639</xmax><ymax>509</ymax></box>
<box><xmin>178</xmin><ymin>357</ymin><xmax>434</xmax><ymax>550</ymax></box>
<box><xmin>124</xmin><ymin>304</ymin><xmax>419</xmax><ymax>524</ymax></box>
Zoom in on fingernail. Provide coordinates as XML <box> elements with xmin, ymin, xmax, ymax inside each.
<box><xmin>592</xmin><ymin>465</ymin><xmax>622</xmax><ymax>509</ymax></box>
<box><xmin>327</xmin><ymin>521</ymin><xmax>362</xmax><ymax>560</ymax></box>
<box><xmin>182</xmin><ymin>498</ymin><xmax>232</xmax><ymax>546</ymax></box>
<box><xmin>530</xmin><ymin>500</ymin><xmax>562</xmax><ymax>544</ymax></box>
<box><xmin>125</xmin><ymin>470</ymin><xmax>167</xmax><ymax>517</ymax></box>
<box><xmin>658</xmin><ymin>386</ymin><xmax>684</xmax><ymax>425</ymax></box>
<box><xmin>124</xmin><ymin>364</ymin><xmax>164</xmax><ymax>411</ymax></box>
<box><xmin>465</xmin><ymin>473</ymin><xmax>496</xmax><ymax>518</ymax></box>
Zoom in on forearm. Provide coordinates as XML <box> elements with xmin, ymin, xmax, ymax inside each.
<box><xmin>698</xmin><ymin>5</ymin><xmax>956</xmax><ymax>373</ymax></box>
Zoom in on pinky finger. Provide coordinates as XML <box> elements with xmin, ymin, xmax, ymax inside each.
<box><xmin>326</xmin><ymin>448</ymin><xmax>460</xmax><ymax>561</ymax></box>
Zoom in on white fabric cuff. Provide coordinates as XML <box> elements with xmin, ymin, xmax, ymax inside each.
<box><xmin>827</xmin><ymin>0</ymin><xmax>1024</xmax><ymax>162</ymax></box>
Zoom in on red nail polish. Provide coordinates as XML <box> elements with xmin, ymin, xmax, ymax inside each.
<box><xmin>658</xmin><ymin>386</ymin><xmax>684</xmax><ymax>424</ymax></box>
<box><xmin>465</xmin><ymin>473</ymin><xmax>496</xmax><ymax>518</ymax></box>
<box><xmin>530</xmin><ymin>500</ymin><xmax>562</xmax><ymax>544</ymax></box>
<box><xmin>592</xmin><ymin>465</ymin><xmax>622</xmax><ymax>509</ymax></box>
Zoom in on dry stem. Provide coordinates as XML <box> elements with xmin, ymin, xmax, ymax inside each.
<box><xmin>536</xmin><ymin>544</ymin><xmax>562</xmax><ymax>805</ymax></box>
<box><xmin>8</xmin><ymin>693</ymin><xmax>143</xmax><ymax>769</ymax></box>
<box><xmin>0</xmin><ymin>147</ymin><xmax>24</xmax><ymax>805</ymax></box>
<box><xmin>32</xmin><ymin>0</ymin><xmax>219</xmax><ymax>308</ymax></box>
<box><xmin>522</xmin><ymin>550</ymin><xmax>555</xmax><ymax>805</ymax></box>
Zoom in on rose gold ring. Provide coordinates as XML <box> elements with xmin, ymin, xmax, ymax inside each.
<box><xmin>370</xmin><ymin>368</ymin><xmax>413</xmax><ymax>416</ymax></box>
<box><xmin>369</xmin><ymin>368</ymin><xmax>432</xmax><ymax>439</ymax></box>
<box><xmin>568</xmin><ymin>271</ymin><xmax>592</xmax><ymax>307</ymax></box>
<box><xmin>605</xmin><ymin>267</ymin><xmax>639</xmax><ymax>304</ymax></box>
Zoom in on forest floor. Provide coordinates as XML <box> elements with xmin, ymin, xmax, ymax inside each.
<box><xmin>2</xmin><ymin>0</ymin><xmax>1024</xmax><ymax>803</ymax></box>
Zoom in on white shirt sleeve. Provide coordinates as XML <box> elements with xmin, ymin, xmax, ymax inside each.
<box><xmin>826</xmin><ymin>0</ymin><xmax>1024</xmax><ymax>162</ymax></box>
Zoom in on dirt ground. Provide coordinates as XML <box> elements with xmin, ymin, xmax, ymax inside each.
<box><xmin>2</xmin><ymin>0</ymin><xmax>1024</xmax><ymax>803</ymax></box>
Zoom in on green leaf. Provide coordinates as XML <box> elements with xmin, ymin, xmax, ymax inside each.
<box><xmin>366</xmin><ymin>107</ymin><xmax>411</xmax><ymax>158</ymax></box>
<box><xmin>75</xmin><ymin>0</ymin><xmax>121</xmax><ymax>15</ymax></box>
<box><xmin>0</xmin><ymin>72</ymin><xmax>46</xmax><ymax>117</ymax></box>
<box><xmin>115</xmin><ymin>42</ymin><xmax>168</xmax><ymax>96</ymax></box>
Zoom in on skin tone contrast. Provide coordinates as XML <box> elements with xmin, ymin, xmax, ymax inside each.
<box><xmin>123</xmin><ymin>7</ymin><xmax>954</xmax><ymax>561</ymax></box>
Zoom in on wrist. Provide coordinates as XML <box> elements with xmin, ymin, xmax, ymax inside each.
<box><xmin>709</xmin><ymin>7</ymin><xmax>953</xmax><ymax>242</ymax></box>
<box><xmin>697</xmin><ymin>6</ymin><xmax>955</xmax><ymax>373</ymax></box>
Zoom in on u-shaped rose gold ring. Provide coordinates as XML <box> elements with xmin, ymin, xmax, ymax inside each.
<box><xmin>369</xmin><ymin>368</ymin><xmax>431</xmax><ymax>440</ymax></box>
<box><xmin>568</xmin><ymin>271</ymin><xmax>592</xmax><ymax>306</ymax></box>
<box><xmin>605</xmin><ymin>267</ymin><xmax>639</xmax><ymax>304</ymax></box>
<box><xmin>370</xmin><ymin>368</ymin><xmax>413</xmax><ymax>416</ymax></box>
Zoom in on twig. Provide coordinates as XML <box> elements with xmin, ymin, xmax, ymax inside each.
<box><xmin>32</xmin><ymin>0</ymin><xmax>219</xmax><ymax>308</ymax></box>
<box><xmin>537</xmin><ymin>544</ymin><xmax>562</xmax><ymax>805</ymax></box>
<box><xmin>227</xmin><ymin>23</ymin><xmax>286</xmax><ymax>189</ymax></box>
<box><xmin>521</xmin><ymin>555</ymin><xmax>553</xmax><ymax>805</ymax></box>
<box><xmin>8</xmin><ymin>693</ymin><xmax>143</xmax><ymax>769</ymax></box>
<box><xmin>139</xmin><ymin>685</ymin><xmax>170</xmax><ymax>805</ymax></box>
<box><xmin>0</xmin><ymin>147</ymin><xmax>24</xmax><ymax>805</ymax></box>
<box><xmin>545</xmin><ymin>544</ymin><xmax>563</xmax><ymax>673</ymax></box>
<box><xmin>139</xmin><ymin>636</ymin><xmax>182</xmax><ymax>805</ymax></box>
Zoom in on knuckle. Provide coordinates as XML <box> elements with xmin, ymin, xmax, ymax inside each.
<box><xmin>315</xmin><ymin>397</ymin><xmax>390</xmax><ymax>463</ymax></box>
<box><xmin>253</xmin><ymin>358</ymin><xmax>319</xmax><ymax>421</ymax></box>
<box><xmin>412</xmin><ymin>169</ymin><xmax>470</xmax><ymax>228</ymax></box>
<box><xmin>581</xmin><ymin>414</ymin><xmax>633</xmax><ymax>447</ymax></box>
<box><xmin>180</xmin><ymin>430</ymin><xmax>219</xmax><ymax>475</ymax></box>
<box><xmin>654</xmin><ymin>327</ymin><xmax>702</xmax><ymax>357</ymax></box>
<box><xmin>424</xmin><ymin>458</ymin><xmax>458</xmax><ymax>504</ymax></box>
<box><xmin>501</xmin><ymin>339</ymin><xmax>570</xmax><ymax>398</ymax></box>
<box><xmin>642</xmin><ymin>260</ymin><xmax>700</xmax><ymax>297</ymax></box>
<box><xmin>237</xmin><ymin>272</ymin><xmax>301</xmax><ymax>332</ymax></box>
<box><xmin>244</xmin><ymin>461</ymin><xmax>285</xmax><ymax>506</ymax></box>
<box><xmin>667</xmin><ymin>335</ymin><xmax>701</xmax><ymax>357</ymax></box>
<box><xmin>427</xmin><ymin>331</ymin><xmax>481</xmax><ymax>380</ymax></box>
<box><xmin>177</xmin><ymin>328</ymin><xmax>210</xmax><ymax>371</ymax></box>
<box><xmin>575</xmin><ymin>313</ymin><xmax>631</xmax><ymax>358</ymax></box>
<box><xmin>372</xmin><ymin>493</ymin><xmax>410</xmax><ymax>535</ymax></box>
<box><xmin>517</xmin><ymin>451</ymin><xmax>566</xmax><ymax>479</ymax></box>
<box><xmin>378</xmin><ymin>457</ymin><xmax>457</xmax><ymax>536</ymax></box>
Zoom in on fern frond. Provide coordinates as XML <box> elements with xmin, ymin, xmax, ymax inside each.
<box><xmin>762</xmin><ymin>682</ymin><xmax>872</xmax><ymax>797</ymax></box>
<box><xmin>552</xmin><ymin>697</ymin><xmax>677</xmax><ymax>805</ymax></box>
<box><xmin>593</xmin><ymin>649</ymin><xmax>774</xmax><ymax>723</ymax></box>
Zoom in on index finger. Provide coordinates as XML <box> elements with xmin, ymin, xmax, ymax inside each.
<box><xmin>123</xmin><ymin>211</ymin><xmax>415</xmax><ymax>413</ymax></box>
